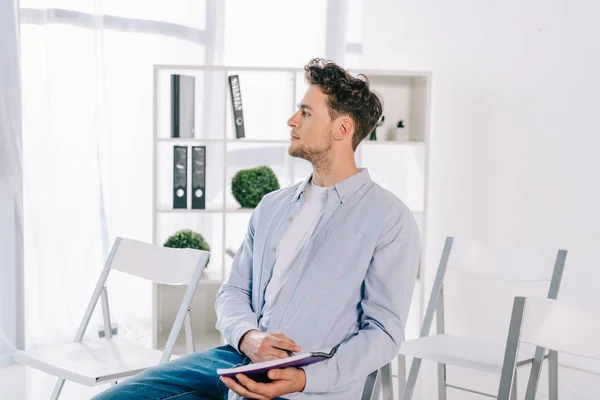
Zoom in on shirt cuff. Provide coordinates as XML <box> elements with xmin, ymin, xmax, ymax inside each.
<box><xmin>301</xmin><ymin>361</ymin><xmax>330</xmax><ymax>393</ymax></box>
<box><xmin>231</xmin><ymin>323</ymin><xmax>258</xmax><ymax>354</ymax></box>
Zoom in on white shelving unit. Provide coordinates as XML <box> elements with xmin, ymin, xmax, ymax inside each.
<box><xmin>151</xmin><ymin>64</ymin><xmax>432</xmax><ymax>353</ymax></box>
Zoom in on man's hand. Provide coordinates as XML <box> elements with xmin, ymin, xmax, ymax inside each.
<box><xmin>239</xmin><ymin>330</ymin><xmax>301</xmax><ymax>363</ymax></box>
<box><xmin>221</xmin><ymin>368</ymin><xmax>306</xmax><ymax>399</ymax></box>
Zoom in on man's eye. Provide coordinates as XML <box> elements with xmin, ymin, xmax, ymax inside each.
<box><xmin>301</xmin><ymin>110</ymin><xmax>309</xmax><ymax>117</ymax></box>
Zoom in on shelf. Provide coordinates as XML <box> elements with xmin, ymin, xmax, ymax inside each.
<box><xmin>157</xmin><ymin>208</ymin><xmax>224</xmax><ymax>214</ymax></box>
<box><xmin>228</xmin><ymin>139</ymin><xmax>288</xmax><ymax>144</ymax></box>
<box><xmin>225</xmin><ymin>206</ymin><xmax>255</xmax><ymax>213</ymax></box>
<box><xmin>362</xmin><ymin>140</ymin><xmax>425</xmax><ymax>146</ymax></box>
<box><xmin>154</xmin><ymin>64</ymin><xmax>431</xmax><ymax>78</ymax></box>
<box><xmin>157</xmin><ymin>138</ymin><xmax>225</xmax><ymax>143</ymax></box>
<box><xmin>157</xmin><ymin>138</ymin><xmax>291</xmax><ymax>144</ymax></box>
<box><xmin>158</xmin><ymin>138</ymin><xmax>424</xmax><ymax>146</ymax></box>
<box><xmin>156</xmin><ymin>206</ymin><xmax>255</xmax><ymax>214</ymax></box>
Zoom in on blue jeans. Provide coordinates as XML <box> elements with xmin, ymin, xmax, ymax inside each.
<box><xmin>91</xmin><ymin>345</ymin><xmax>285</xmax><ymax>400</ymax></box>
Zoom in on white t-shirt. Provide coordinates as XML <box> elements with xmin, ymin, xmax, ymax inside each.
<box><xmin>260</xmin><ymin>181</ymin><xmax>328</xmax><ymax>329</ymax></box>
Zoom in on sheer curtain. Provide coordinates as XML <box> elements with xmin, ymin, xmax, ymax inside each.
<box><xmin>19</xmin><ymin>0</ymin><xmax>213</xmax><ymax>350</ymax></box>
<box><xmin>18</xmin><ymin>0</ymin><xmax>361</xmax><ymax>351</ymax></box>
<box><xmin>0</xmin><ymin>0</ymin><xmax>24</xmax><ymax>365</ymax></box>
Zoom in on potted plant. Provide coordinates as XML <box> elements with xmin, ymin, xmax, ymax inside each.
<box><xmin>369</xmin><ymin>115</ymin><xmax>385</xmax><ymax>140</ymax></box>
<box><xmin>395</xmin><ymin>120</ymin><xmax>408</xmax><ymax>141</ymax></box>
<box><xmin>231</xmin><ymin>165</ymin><xmax>280</xmax><ymax>208</ymax></box>
<box><xmin>164</xmin><ymin>229</ymin><xmax>211</xmax><ymax>264</ymax></box>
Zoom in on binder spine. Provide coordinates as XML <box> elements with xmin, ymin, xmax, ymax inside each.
<box><xmin>173</xmin><ymin>145</ymin><xmax>188</xmax><ymax>209</ymax></box>
<box><xmin>191</xmin><ymin>145</ymin><xmax>206</xmax><ymax>209</ymax></box>
<box><xmin>171</xmin><ymin>74</ymin><xmax>180</xmax><ymax>138</ymax></box>
<box><xmin>171</xmin><ymin>74</ymin><xmax>195</xmax><ymax>138</ymax></box>
<box><xmin>228</xmin><ymin>75</ymin><xmax>246</xmax><ymax>138</ymax></box>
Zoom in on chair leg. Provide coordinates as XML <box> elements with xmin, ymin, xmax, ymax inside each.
<box><xmin>380</xmin><ymin>363</ymin><xmax>393</xmax><ymax>400</ymax></box>
<box><xmin>402</xmin><ymin>357</ymin><xmax>422</xmax><ymax>400</ymax></box>
<box><xmin>524</xmin><ymin>347</ymin><xmax>545</xmax><ymax>400</ymax></box>
<box><xmin>361</xmin><ymin>369</ymin><xmax>381</xmax><ymax>400</ymax></box>
<box><xmin>372</xmin><ymin>378</ymin><xmax>382</xmax><ymax>400</ymax></box>
<box><xmin>437</xmin><ymin>363</ymin><xmax>446</xmax><ymax>400</ymax></box>
<box><xmin>548</xmin><ymin>350</ymin><xmax>558</xmax><ymax>400</ymax></box>
<box><xmin>50</xmin><ymin>378</ymin><xmax>65</xmax><ymax>400</ymax></box>
<box><xmin>397</xmin><ymin>355</ymin><xmax>406</xmax><ymax>398</ymax></box>
<box><xmin>184</xmin><ymin>309</ymin><xmax>195</xmax><ymax>354</ymax></box>
<box><xmin>510</xmin><ymin>371</ymin><xmax>518</xmax><ymax>400</ymax></box>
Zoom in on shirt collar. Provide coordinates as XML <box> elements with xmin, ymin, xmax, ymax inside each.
<box><xmin>291</xmin><ymin>168</ymin><xmax>372</xmax><ymax>204</ymax></box>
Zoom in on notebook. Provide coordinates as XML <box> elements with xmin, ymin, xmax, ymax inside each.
<box><xmin>217</xmin><ymin>346</ymin><xmax>338</xmax><ymax>383</ymax></box>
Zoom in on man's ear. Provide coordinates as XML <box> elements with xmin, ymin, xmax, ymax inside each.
<box><xmin>332</xmin><ymin>116</ymin><xmax>354</xmax><ymax>142</ymax></box>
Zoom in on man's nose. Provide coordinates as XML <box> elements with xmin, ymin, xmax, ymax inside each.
<box><xmin>287</xmin><ymin>111</ymin><xmax>300</xmax><ymax>127</ymax></box>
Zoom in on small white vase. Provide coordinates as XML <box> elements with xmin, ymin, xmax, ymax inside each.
<box><xmin>395</xmin><ymin>128</ymin><xmax>409</xmax><ymax>141</ymax></box>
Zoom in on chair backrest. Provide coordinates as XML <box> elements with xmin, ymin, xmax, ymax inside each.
<box><xmin>497</xmin><ymin>296</ymin><xmax>600</xmax><ymax>399</ymax></box>
<box><xmin>417</xmin><ymin>236</ymin><xmax>567</xmax><ymax>340</ymax></box>
<box><xmin>73</xmin><ymin>236</ymin><xmax>210</xmax><ymax>364</ymax></box>
<box><xmin>447</xmin><ymin>238</ymin><xmax>565</xmax><ymax>282</ymax></box>
<box><xmin>109</xmin><ymin>237</ymin><xmax>210</xmax><ymax>285</ymax></box>
<box><xmin>517</xmin><ymin>296</ymin><xmax>600</xmax><ymax>360</ymax></box>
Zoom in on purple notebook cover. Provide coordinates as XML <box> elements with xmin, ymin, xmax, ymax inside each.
<box><xmin>218</xmin><ymin>347</ymin><xmax>338</xmax><ymax>382</ymax></box>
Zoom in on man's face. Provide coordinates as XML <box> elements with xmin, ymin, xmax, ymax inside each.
<box><xmin>287</xmin><ymin>85</ymin><xmax>334</xmax><ymax>163</ymax></box>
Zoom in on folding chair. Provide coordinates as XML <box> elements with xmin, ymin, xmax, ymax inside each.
<box><xmin>13</xmin><ymin>237</ymin><xmax>210</xmax><ymax>399</ymax></box>
<box><xmin>362</xmin><ymin>364</ymin><xmax>394</xmax><ymax>400</ymax></box>
<box><xmin>398</xmin><ymin>236</ymin><xmax>567</xmax><ymax>400</ymax></box>
<box><xmin>498</xmin><ymin>296</ymin><xmax>600</xmax><ymax>400</ymax></box>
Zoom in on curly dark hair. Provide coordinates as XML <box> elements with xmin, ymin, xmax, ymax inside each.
<box><xmin>304</xmin><ymin>58</ymin><xmax>383</xmax><ymax>150</ymax></box>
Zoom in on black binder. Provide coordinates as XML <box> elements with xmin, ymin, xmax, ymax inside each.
<box><xmin>228</xmin><ymin>75</ymin><xmax>246</xmax><ymax>138</ymax></box>
<box><xmin>171</xmin><ymin>74</ymin><xmax>195</xmax><ymax>138</ymax></box>
<box><xmin>173</xmin><ymin>145</ymin><xmax>188</xmax><ymax>209</ymax></box>
<box><xmin>191</xmin><ymin>146</ymin><xmax>206</xmax><ymax>209</ymax></box>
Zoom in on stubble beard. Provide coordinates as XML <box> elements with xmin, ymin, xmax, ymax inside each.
<box><xmin>289</xmin><ymin>135</ymin><xmax>333</xmax><ymax>172</ymax></box>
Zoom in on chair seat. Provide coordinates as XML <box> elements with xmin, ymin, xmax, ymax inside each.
<box><xmin>398</xmin><ymin>334</ymin><xmax>537</xmax><ymax>374</ymax></box>
<box><xmin>13</xmin><ymin>337</ymin><xmax>178</xmax><ymax>386</ymax></box>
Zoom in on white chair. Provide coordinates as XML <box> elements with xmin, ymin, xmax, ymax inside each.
<box><xmin>498</xmin><ymin>296</ymin><xmax>600</xmax><ymax>399</ymax></box>
<box><xmin>398</xmin><ymin>236</ymin><xmax>568</xmax><ymax>400</ymax></box>
<box><xmin>362</xmin><ymin>364</ymin><xmax>394</xmax><ymax>400</ymax></box>
<box><xmin>13</xmin><ymin>237</ymin><xmax>210</xmax><ymax>399</ymax></box>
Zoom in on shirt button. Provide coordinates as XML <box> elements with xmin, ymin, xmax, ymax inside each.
<box><xmin>271</xmin><ymin>247</ymin><xmax>276</xmax><ymax>252</ymax></box>
<box><xmin>287</xmin><ymin>216</ymin><xmax>292</xmax><ymax>221</ymax></box>
<box><xmin>265</xmin><ymin>281</ymin><xmax>269</xmax><ymax>287</ymax></box>
<box><xmin>300</xmin><ymin>193</ymin><xmax>305</xmax><ymax>198</ymax></box>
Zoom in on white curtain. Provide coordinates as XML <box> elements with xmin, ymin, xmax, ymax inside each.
<box><xmin>0</xmin><ymin>0</ymin><xmax>24</xmax><ymax>365</ymax></box>
<box><xmin>19</xmin><ymin>0</ymin><xmax>212</xmax><ymax>350</ymax></box>
<box><xmin>16</xmin><ymin>0</ymin><xmax>360</xmax><ymax>351</ymax></box>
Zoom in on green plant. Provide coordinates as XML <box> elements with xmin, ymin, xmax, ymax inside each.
<box><xmin>231</xmin><ymin>165</ymin><xmax>280</xmax><ymax>208</ymax></box>
<box><xmin>164</xmin><ymin>229</ymin><xmax>210</xmax><ymax>260</ymax></box>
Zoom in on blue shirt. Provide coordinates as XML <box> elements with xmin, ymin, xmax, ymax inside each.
<box><xmin>215</xmin><ymin>168</ymin><xmax>421</xmax><ymax>399</ymax></box>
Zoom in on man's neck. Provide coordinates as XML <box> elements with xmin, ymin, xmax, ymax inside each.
<box><xmin>311</xmin><ymin>158</ymin><xmax>359</xmax><ymax>188</ymax></box>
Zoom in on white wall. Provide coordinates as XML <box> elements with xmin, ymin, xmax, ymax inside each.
<box><xmin>362</xmin><ymin>0</ymin><xmax>600</xmax><ymax>395</ymax></box>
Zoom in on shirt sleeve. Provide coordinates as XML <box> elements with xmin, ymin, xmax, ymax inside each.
<box><xmin>215</xmin><ymin>203</ymin><xmax>261</xmax><ymax>353</ymax></box>
<box><xmin>301</xmin><ymin>208</ymin><xmax>421</xmax><ymax>393</ymax></box>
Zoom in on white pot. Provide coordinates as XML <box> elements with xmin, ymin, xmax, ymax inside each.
<box><xmin>395</xmin><ymin>128</ymin><xmax>409</xmax><ymax>141</ymax></box>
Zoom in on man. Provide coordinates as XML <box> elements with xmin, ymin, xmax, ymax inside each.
<box><xmin>93</xmin><ymin>58</ymin><xmax>421</xmax><ymax>400</ymax></box>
